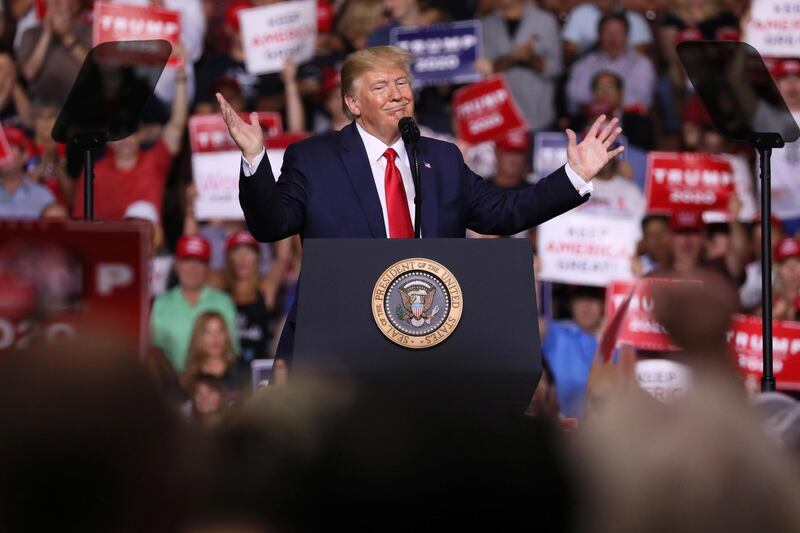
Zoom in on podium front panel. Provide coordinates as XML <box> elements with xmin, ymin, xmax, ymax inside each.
<box><xmin>294</xmin><ymin>239</ymin><xmax>541</xmax><ymax>406</ymax></box>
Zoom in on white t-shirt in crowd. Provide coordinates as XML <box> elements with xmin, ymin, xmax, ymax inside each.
<box><xmin>561</xmin><ymin>3</ymin><xmax>653</xmax><ymax>56</ymax></box>
<box><xmin>578</xmin><ymin>174</ymin><xmax>645</xmax><ymax>220</ymax></box>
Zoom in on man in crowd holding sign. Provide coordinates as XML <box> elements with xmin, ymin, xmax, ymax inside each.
<box><xmin>217</xmin><ymin>45</ymin><xmax>625</xmax><ymax>355</ymax></box>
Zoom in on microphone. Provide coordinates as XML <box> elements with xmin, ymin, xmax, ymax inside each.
<box><xmin>398</xmin><ymin>117</ymin><xmax>420</xmax><ymax>145</ymax></box>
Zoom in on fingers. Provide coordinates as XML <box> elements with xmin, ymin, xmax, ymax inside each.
<box><xmin>565</xmin><ymin>128</ymin><xmax>577</xmax><ymax>147</ymax></box>
<box><xmin>249</xmin><ymin>111</ymin><xmax>259</xmax><ymax>129</ymax></box>
<box><xmin>216</xmin><ymin>92</ymin><xmax>242</xmax><ymax>126</ymax></box>
<box><xmin>598</xmin><ymin>117</ymin><xmax>619</xmax><ymax>144</ymax></box>
<box><xmin>608</xmin><ymin>145</ymin><xmax>625</xmax><ymax>159</ymax></box>
<box><xmin>603</xmin><ymin>127</ymin><xmax>623</xmax><ymax>149</ymax></box>
<box><xmin>586</xmin><ymin>114</ymin><xmax>605</xmax><ymax>139</ymax></box>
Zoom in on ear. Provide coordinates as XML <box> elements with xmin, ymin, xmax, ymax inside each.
<box><xmin>344</xmin><ymin>93</ymin><xmax>360</xmax><ymax>118</ymax></box>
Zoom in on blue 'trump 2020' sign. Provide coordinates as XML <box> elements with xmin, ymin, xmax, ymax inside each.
<box><xmin>391</xmin><ymin>20</ymin><xmax>483</xmax><ymax>87</ymax></box>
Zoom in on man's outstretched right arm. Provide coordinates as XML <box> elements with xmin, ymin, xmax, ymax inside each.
<box><xmin>218</xmin><ymin>93</ymin><xmax>306</xmax><ymax>242</ymax></box>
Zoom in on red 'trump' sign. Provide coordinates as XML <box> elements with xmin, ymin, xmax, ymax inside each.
<box><xmin>93</xmin><ymin>1</ymin><xmax>182</xmax><ymax>66</ymax></box>
<box><xmin>645</xmin><ymin>152</ymin><xmax>735</xmax><ymax>213</ymax></box>
<box><xmin>728</xmin><ymin>314</ymin><xmax>800</xmax><ymax>390</ymax></box>
<box><xmin>452</xmin><ymin>75</ymin><xmax>527</xmax><ymax>144</ymax></box>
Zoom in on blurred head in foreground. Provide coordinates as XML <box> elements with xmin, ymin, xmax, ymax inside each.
<box><xmin>0</xmin><ymin>336</ymin><xmax>181</xmax><ymax>532</ymax></box>
<box><xmin>187</xmin><ymin>376</ymin><xmax>577</xmax><ymax>531</ymax></box>
<box><xmin>577</xmin><ymin>382</ymin><xmax>800</xmax><ymax>533</ymax></box>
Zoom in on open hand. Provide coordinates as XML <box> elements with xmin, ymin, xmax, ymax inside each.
<box><xmin>566</xmin><ymin>115</ymin><xmax>624</xmax><ymax>182</ymax></box>
<box><xmin>216</xmin><ymin>92</ymin><xmax>263</xmax><ymax>163</ymax></box>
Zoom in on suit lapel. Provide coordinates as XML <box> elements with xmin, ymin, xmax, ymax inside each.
<box><xmin>338</xmin><ymin>122</ymin><xmax>387</xmax><ymax>238</ymax></box>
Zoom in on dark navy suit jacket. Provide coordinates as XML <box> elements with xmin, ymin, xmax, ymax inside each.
<box><xmin>239</xmin><ymin>122</ymin><xmax>588</xmax><ymax>356</ymax></box>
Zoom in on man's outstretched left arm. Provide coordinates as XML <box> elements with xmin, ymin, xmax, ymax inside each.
<box><xmin>464</xmin><ymin>115</ymin><xmax>624</xmax><ymax>235</ymax></box>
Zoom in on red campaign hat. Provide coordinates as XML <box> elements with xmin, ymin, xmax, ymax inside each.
<box><xmin>681</xmin><ymin>94</ymin><xmax>712</xmax><ymax>126</ymax></box>
<box><xmin>321</xmin><ymin>67</ymin><xmax>341</xmax><ymax>95</ymax></box>
<box><xmin>176</xmin><ymin>235</ymin><xmax>212</xmax><ymax>262</ymax></box>
<box><xmin>225</xmin><ymin>229</ymin><xmax>259</xmax><ymax>252</ymax></box>
<box><xmin>495</xmin><ymin>128</ymin><xmax>530</xmax><ymax>153</ymax></box>
<box><xmin>225</xmin><ymin>0</ymin><xmax>252</xmax><ymax>32</ymax></box>
<box><xmin>317</xmin><ymin>0</ymin><xmax>334</xmax><ymax>33</ymax></box>
<box><xmin>3</xmin><ymin>125</ymin><xmax>31</xmax><ymax>152</ymax></box>
<box><xmin>775</xmin><ymin>237</ymin><xmax>800</xmax><ymax>262</ymax></box>
<box><xmin>752</xmin><ymin>212</ymin><xmax>784</xmax><ymax>232</ymax></box>
<box><xmin>768</xmin><ymin>58</ymin><xmax>800</xmax><ymax>79</ymax></box>
<box><xmin>670</xmin><ymin>210</ymin><xmax>705</xmax><ymax>233</ymax></box>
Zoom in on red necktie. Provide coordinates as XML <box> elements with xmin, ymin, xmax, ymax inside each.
<box><xmin>383</xmin><ymin>148</ymin><xmax>414</xmax><ymax>238</ymax></box>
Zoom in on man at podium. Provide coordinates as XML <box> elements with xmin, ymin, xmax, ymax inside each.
<box><xmin>215</xmin><ymin>45</ymin><xmax>624</xmax><ymax>355</ymax></box>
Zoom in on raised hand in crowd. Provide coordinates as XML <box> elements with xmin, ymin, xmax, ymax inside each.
<box><xmin>0</xmin><ymin>54</ymin><xmax>31</xmax><ymax>127</ymax></box>
<box><xmin>566</xmin><ymin>115</ymin><xmax>625</xmax><ymax>181</ymax></box>
<box><xmin>161</xmin><ymin>42</ymin><xmax>189</xmax><ymax>156</ymax></box>
<box><xmin>280</xmin><ymin>58</ymin><xmax>305</xmax><ymax>133</ymax></box>
<box><xmin>217</xmin><ymin>92</ymin><xmax>264</xmax><ymax>164</ymax></box>
<box><xmin>473</xmin><ymin>58</ymin><xmax>493</xmax><ymax>77</ymax></box>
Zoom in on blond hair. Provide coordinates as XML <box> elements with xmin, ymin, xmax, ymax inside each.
<box><xmin>336</xmin><ymin>0</ymin><xmax>384</xmax><ymax>47</ymax></box>
<box><xmin>340</xmin><ymin>46</ymin><xmax>413</xmax><ymax>118</ymax></box>
<box><xmin>182</xmin><ymin>311</ymin><xmax>237</xmax><ymax>389</ymax></box>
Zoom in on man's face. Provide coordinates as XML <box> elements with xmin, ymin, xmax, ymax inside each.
<box><xmin>109</xmin><ymin>133</ymin><xmax>140</xmax><ymax>161</ymax></box>
<box><xmin>494</xmin><ymin>149</ymin><xmax>527</xmax><ymax>188</ymax></box>
<box><xmin>671</xmin><ymin>231</ymin><xmax>704</xmax><ymax>265</ymax></box>
<box><xmin>0</xmin><ymin>145</ymin><xmax>27</xmax><ymax>177</ymax></box>
<box><xmin>777</xmin><ymin>75</ymin><xmax>800</xmax><ymax>110</ymax></box>
<box><xmin>642</xmin><ymin>219</ymin><xmax>671</xmax><ymax>261</ymax></box>
<box><xmin>599</xmin><ymin>19</ymin><xmax>627</xmax><ymax>57</ymax></box>
<box><xmin>193</xmin><ymin>382</ymin><xmax>223</xmax><ymax>415</ymax></box>
<box><xmin>345</xmin><ymin>66</ymin><xmax>414</xmax><ymax>143</ymax></box>
<box><xmin>593</xmin><ymin>73</ymin><xmax>622</xmax><ymax>108</ymax></box>
<box><xmin>571</xmin><ymin>296</ymin><xmax>604</xmax><ymax>333</ymax></box>
<box><xmin>175</xmin><ymin>258</ymin><xmax>208</xmax><ymax>291</ymax></box>
<box><xmin>778</xmin><ymin>257</ymin><xmax>800</xmax><ymax>288</ymax></box>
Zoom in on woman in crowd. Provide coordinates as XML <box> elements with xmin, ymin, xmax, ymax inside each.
<box><xmin>182</xmin><ymin>310</ymin><xmax>242</xmax><ymax>393</ymax></box>
<box><xmin>212</xmin><ymin>230</ymin><xmax>289</xmax><ymax>364</ymax></box>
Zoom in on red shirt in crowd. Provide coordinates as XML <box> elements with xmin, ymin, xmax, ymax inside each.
<box><xmin>72</xmin><ymin>140</ymin><xmax>172</xmax><ymax>220</ymax></box>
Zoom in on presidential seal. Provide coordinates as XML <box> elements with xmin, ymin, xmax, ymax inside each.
<box><xmin>371</xmin><ymin>258</ymin><xmax>463</xmax><ymax>349</ymax></box>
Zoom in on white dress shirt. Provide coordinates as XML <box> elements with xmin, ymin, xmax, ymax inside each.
<box><xmin>241</xmin><ymin>126</ymin><xmax>593</xmax><ymax>235</ymax></box>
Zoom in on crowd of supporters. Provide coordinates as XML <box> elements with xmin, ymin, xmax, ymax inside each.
<box><xmin>2</xmin><ymin>2</ymin><xmax>800</xmax><ymax>518</ymax></box>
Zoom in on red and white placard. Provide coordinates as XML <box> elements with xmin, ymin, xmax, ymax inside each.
<box><xmin>744</xmin><ymin>0</ymin><xmax>800</xmax><ymax>58</ymax></box>
<box><xmin>537</xmin><ymin>212</ymin><xmax>638</xmax><ymax>287</ymax></box>
<box><xmin>0</xmin><ymin>220</ymin><xmax>149</xmax><ymax>356</ymax></box>
<box><xmin>190</xmin><ymin>128</ymin><xmax>310</xmax><ymax>221</ymax></box>
<box><xmin>188</xmin><ymin>113</ymin><xmax>283</xmax><ymax>154</ymax></box>
<box><xmin>239</xmin><ymin>0</ymin><xmax>317</xmax><ymax>75</ymax></box>
<box><xmin>93</xmin><ymin>1</ymin><xmax>182</xmax><ymax>66</ymax></box>
<box><xmin>728</xmin><ymin>314</ymin><xmax>800</xmax><ymax>390</ymax></box>
<box><xmin>645</xmin><ymin>152</ymin><xmax>735</xmax><ymax>213</ymax></box>
<box><xmin>453</xmin><ymin>75</ymin><xmax>527</xmax><ymax>144</ymax></box>
<box><xmin>604</xmin><ymin>279</ymin><xmax>691</xmax><ymax>353</ymax></box>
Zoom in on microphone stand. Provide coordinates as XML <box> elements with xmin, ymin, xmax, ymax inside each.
<box><xmin>399</xmin><ymin>117</ymin><xmax>423</xmax><ymax>239</ymax></box>
<box><xmin>410</xmin><ymin>143</ymin><xmax>422</xmax><ymax>239</ymax></box>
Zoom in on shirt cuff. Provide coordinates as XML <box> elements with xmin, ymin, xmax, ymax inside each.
<box><xmin>564</xmin><ymin>163</ymin><xmax>593</xmax><ymax>197</ymax></box>
<box><xmin>241</xmin><ymin>148</ymin><xmax>266</xmax><ymax>177</ymax></box>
